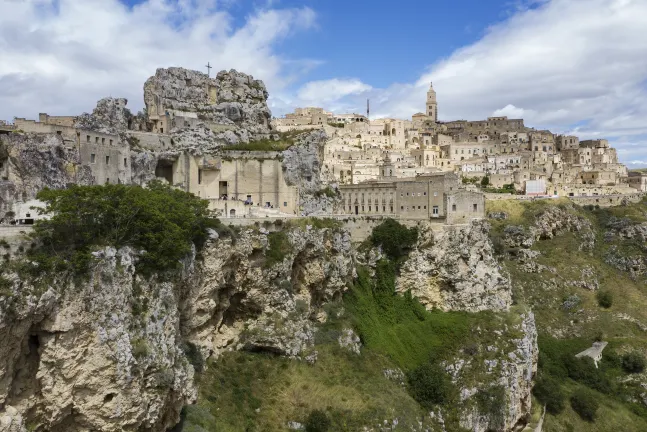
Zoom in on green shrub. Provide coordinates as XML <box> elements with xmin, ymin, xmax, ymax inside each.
<box><xmin>597</xmin><ymin>290</ymin><xmax>613</xmax><ymax>308</ymax></box>
<box><xmin>480</xmin><ymin>176</ymin><xmax>490</xmax><ymax>187</ymax></box>
<box><xmin>563</xmin><ymin>356</ymin><xmax>612</xmax><ymax>394</ymax></box>
<box><xmin>369</xmin><ymin>219</ymin><xmax>418</xmax><ymax>261</ymax></box>
<box><xmin>0</xmin><ymin>239</ymin><xmax>9</xmax><ymax>249</ymax></box>
<box><xmin>264</xmin><ymin>231</ymin><xmax>291</xmax><ymax>268</ymax></box>
<box><xmin>622</xmin><ymin>352</ymin><xmax>646</xmax><ymax>374</ymax></box>
<box><xmin>183</xmin><ymin>342</ymin><xmax>205</xmax><ymax>373</ymax></box>
<box><xmin>305</xmin><ymin>409</ymin><xmax>331</xmax><ymax>432</ymax></box>
<box><xmin>570</xmin><ymin>389</ymin><xmax>599</xmax><ymax>422</ymax></box>
<box><xmin>407</xmin><ymin>363</ymin><xmax>451</xmax><ymax>408</ymax></box>
<box><xmin>475</xmin><ymin>386</ymin><xmax>505</xmax><ymax>427</ymax></box>
<box><xmin>533</xmin><ymin>376</ymin><xmax>565</xmax><ymax>414</ymax></box>
<box><xmin>29</xmin><ymin>181</ymin><xmax>219</xmax><ymax>275</ymax></box>
<box><xmin>131</xmin><ymin>338</ymin><xmax>151</xmax><ymax>358</ymax></box>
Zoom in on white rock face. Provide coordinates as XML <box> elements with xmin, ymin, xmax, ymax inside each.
<box><xmin>74</xmin><ymin>97</ymin><xmax>132</xmax><ymax>135</ymax></box>
<box><xmin>0</xmin><ymin>225</ymin><xmax>354</xmax><ymax>431</ymax></box>
<box><xmin>282</xmin><ymin>130</ymin><xmax>340</xmax><ymax>215</ymax></box>
<box><xmin>456</xmin><ymin>312</ymin><xmax>538</xmax><ymax>432</ymax></box>
<box><xmin>397</xmin><ymin>220</ymin><xmax>512</xmax><ymax>312</ymax></box>
<box><xmin>0</xmin><ymin>133</ymin><xmax>94</xmax><ymax>222</ymax></box>
<box><xmin>143</xmin><ymin>67</ymin><xmax>273</xmax><ymax>151</ymax></box>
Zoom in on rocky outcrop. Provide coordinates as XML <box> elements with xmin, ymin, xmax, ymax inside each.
<box><xmin>0</xmin><ymin>133</ymin><xmax>94</xmax><ymax>221</ymax></box>
<box><xmin>143</xmin><ymin>67</ymin><xmax>272</xmax><ymax>150</ymax></box>
<box><xmin>451</xmin><ymin>312</ymin><xmax>538</xmax><ymax>432</ymax></box>
<box><xmin>397</xmin><ymin>220</ymin><xmax>512</xmax><ymax>312</ymax></box>
<box><xmin>282</xmin><ymin>130</ymin><xmax>339</xmax><ymax>215</ymax></box>
<box><xmin>74</xmin><ymin>97</ymin><xmax>132</xmax><ymax>135</ymax></box>
<box><xmin>0</xmin><ymin>225</ymin><xmax>354</xmax><ymax>431</ymax></box>
<box><xmin>502</xmin><ymin>205</ymin><xmax>595</xmax><ymax>252</ymax></box>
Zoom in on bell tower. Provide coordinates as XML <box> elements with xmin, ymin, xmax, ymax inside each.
<box><xmin>426</xmin><ymin>82</ymin><xmax>438</xmax><ymax>123</ymax></box>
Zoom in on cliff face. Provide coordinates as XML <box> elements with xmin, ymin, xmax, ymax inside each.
<box><xmin>143</xmin><ymin>67</ymin><xmax>272</xmax><ymax>149</ymax></box>
<box><xmin>0</xmin><ymin>133</ymin><xmax>94</xmax><ymax>221</ymax></box>
<box><xmin>281</xmin><ymin>130</ymin><xmax>339</xmax><ymax>216</ymax></box>
<box><xmin>451</xmin><ymin>312</ymin><xmax>538</xmax><ymax>432</ymax></box>
<box><xmin>74</xmin><ymin>97</ymin><xmax>133</xmax><ymax>136</ymax></box>
<box><xmin>397</xmin><ymin>221</ymin><xmax>512</xmax><ymax>312</ymax></box>
<box><xmin>0</xmin><ymin>225</ymin><xmax>354</xmax><ymax>432</ymax></box>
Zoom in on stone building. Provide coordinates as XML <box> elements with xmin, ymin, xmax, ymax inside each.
<box><xmin>338</xmin><ymin>172</ymin><xmax>485</xmax><ymax>223</ymax></box>
<box><xmin>153</xmin><ymin>150</ymin><xmax>299</xmax><ymax>217</ymax></box>
<box><xmin>12</xmin><ymin>115</ymin><xmax>129</xmax><ymax>185</ymax></box>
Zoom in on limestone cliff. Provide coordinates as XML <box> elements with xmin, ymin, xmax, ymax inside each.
<box><xmin>74</xmin><ymin>97</ymin><xmax>133</xmax><ymax>136</ymax></box>
<box><xmin>282</xmin><ymin>130</ymin><xmax>340</xmax><ymax>215</ymax></box>
<box><xmin>452</xmin><ymin>312</ymin><xmax>538</xmax><ymax>432</ymax></box>
<box><xmin>397</xmin><ymin>220</ymin><xmax>512</xmax><ymax>312</ymax></box>
<box><xmin>0</xmin><ymin>225</ymin><xmax>354</xmax><ymax>432</ymax></box>
<box><xmin>0</xmin><ymin>133</ymin><xmax>93</xmax><ymax>222</ymax></box>
<box><xmin>143</xmin><ymin>67</ymin><xmax>272</xmax><ymax>149</ymax></box>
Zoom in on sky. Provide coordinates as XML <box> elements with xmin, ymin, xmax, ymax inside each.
<box><xmin>2</xmin><ymin>0</ymin><xmax>647</xmax><ymax>166</ymax></box>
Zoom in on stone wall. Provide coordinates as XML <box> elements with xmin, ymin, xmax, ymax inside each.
<box><xmin>127</xmin><ymin>131</ymin><xmax>172</xmax><ymax>152</ymax></box>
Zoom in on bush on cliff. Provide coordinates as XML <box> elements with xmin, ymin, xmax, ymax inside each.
<box><xmin>369</xmin><ymin>218</ymin><xmax>418</xmax><ymax>261</ymax></box>
<box><xmin>29</xmin><ymin>181</ymin><xmax>219</xmax><ymax>275</ymax></box>
<box><xmin>407</xmin><ymin>363</ymin><xmax>451</xmax><ymax>408</ymax></box>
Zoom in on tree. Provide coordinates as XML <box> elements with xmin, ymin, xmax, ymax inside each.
<box><xmin>533</xmin><ymin>376</ymin><xmax>566</xmax><ymax>414</ymax></box>
<box><xmin>570</xmin><ymin>389</ymin><xmax>599</xmax><ymax>422</ymax></box>
<box><xmin>305</xmin><ymin>409</ymin><xmax>331</xmax><ymax>432</ymax></box>
<box><xmin>597</xmin><ymin>290</ymin><xmax>613</xmax><ymax>308</ymax></box>
<box><xmin>30</xmin><ymin>181</ymin><xmax>219</xmax><ymax>275</ymax></box>
<box><xmin>369</xmin><ymin>218</ymin><xmax>418</xmax><ymax>261</ymax></box>
<box><xmin>407</xmin><ymin>363</ymin><xmax>451</xmax><ymax>408</ymax></box>
<box><xmin>622</xmin><ymin>352</ymin><xmax>646</xmax><ymax>374</ymax></box>
<box><xmin>481</xmin><ymin>176</ymin><xmax>490</xmax><ymax>187</ymax></box>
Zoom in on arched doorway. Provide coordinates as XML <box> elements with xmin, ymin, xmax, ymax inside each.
<box><xmin>230</xmin><ymin>209</ymin><xmax>236</xmax><ymax>218</ymax></box>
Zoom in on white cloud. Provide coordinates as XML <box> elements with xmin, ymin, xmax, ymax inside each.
<box><xmin>0</xmin><ymin>0</ymin><xmax>317</xmax><ymax>119</ymax></box>
<box><xmin>297</xmin><ymin>79</ymin><xmax>372</xmax><ymax>104</ymax></box>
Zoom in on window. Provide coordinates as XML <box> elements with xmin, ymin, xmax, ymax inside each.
<box><xmin>105</xmin><ymin>156</ymin><xmax>110</xmax><ymax>164</ymax></box>
<box><xmin>401</xmin><ymin>206</ymin><xmax>404</xmax><ymax>210</ymax></box>
<box><xmin>102</xmin><ymin>138</ymin><xmax>105</xmax><ymax>144</ymax></box>
<box><xmin>106</xmin><ymin>178</ymin><xmax>110</xmax><ymax>184</ymax></box>
<box><xmin>90</xmin><ymin>154</ymin><xmax>96</xmax><ymax>164</ymax></box>
<box><xmin>284</xmin><ymin>202</ymin><xmax>287</xmax><ymax>207</ymax></box>
<box><xmin>433</xmin><ymin>206</ymin><xmax>439</xmax><ymax>215</ymax></box>
<box><xmin>124</xmin><ymin>158</ymin><xmax>127</xmax><ymax>167</ymax></box>
<box><xmin>87</xmin><ymin>135</ymin><xmax>90</xmax><ymax>142</ymax></box>
<box><xmin>473</xmin><ymin>204</ymin><xmax>478</xmax><ymax>212</ymax></box>
<box><xmin>95</xmin><ymin>137</ymin><xmax>99</xmax><ymax>143</ymax></box>
<box><xmin>198</xmin><ymin>169</ymin><xmax>202</xmax><ymax>185</ymax></box>
<box><xmin>424</xmin><ymin>206</ymin><xmax>427</xmax><ymax>210</ymax></box>
<box><xmin>110</xmin><ymin>140</ymin><xmax>113</xmax><ymax>145</ymax></box>
<box><xmin>434</xmin><ymin>192</ymin><xmax>438</xmax><ymax>197</ymax></box>
<box><xmin>160</xmin><ymin>128</ymin><xmax>163</xmax><ymax>133</ymax></box>
<box><xmin>424</xmin><ymin>192</ymin><xmax>427</xmax><ymax>196</ymax></box>
<box><xmin>452</xmin><ymin>204</ymin><xmax>457</xmax><ymax>211</ymax></box>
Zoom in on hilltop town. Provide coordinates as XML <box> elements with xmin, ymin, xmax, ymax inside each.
<box><xmin>1</xmin><ymin>68</ymin><xmax>645</xmax><ymax>226</ymax></box>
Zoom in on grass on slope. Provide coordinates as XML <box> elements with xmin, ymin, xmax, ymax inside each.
<box><xmin>182</xmin><ymin>346</ymin><xmax>427</xmax><ymax>432</ymax></box>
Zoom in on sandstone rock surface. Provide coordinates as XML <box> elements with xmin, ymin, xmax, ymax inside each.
<box><xmin>397</xmin><ymin>220</ymin><xmax>512</xmax><ymax>312</ymax></box>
